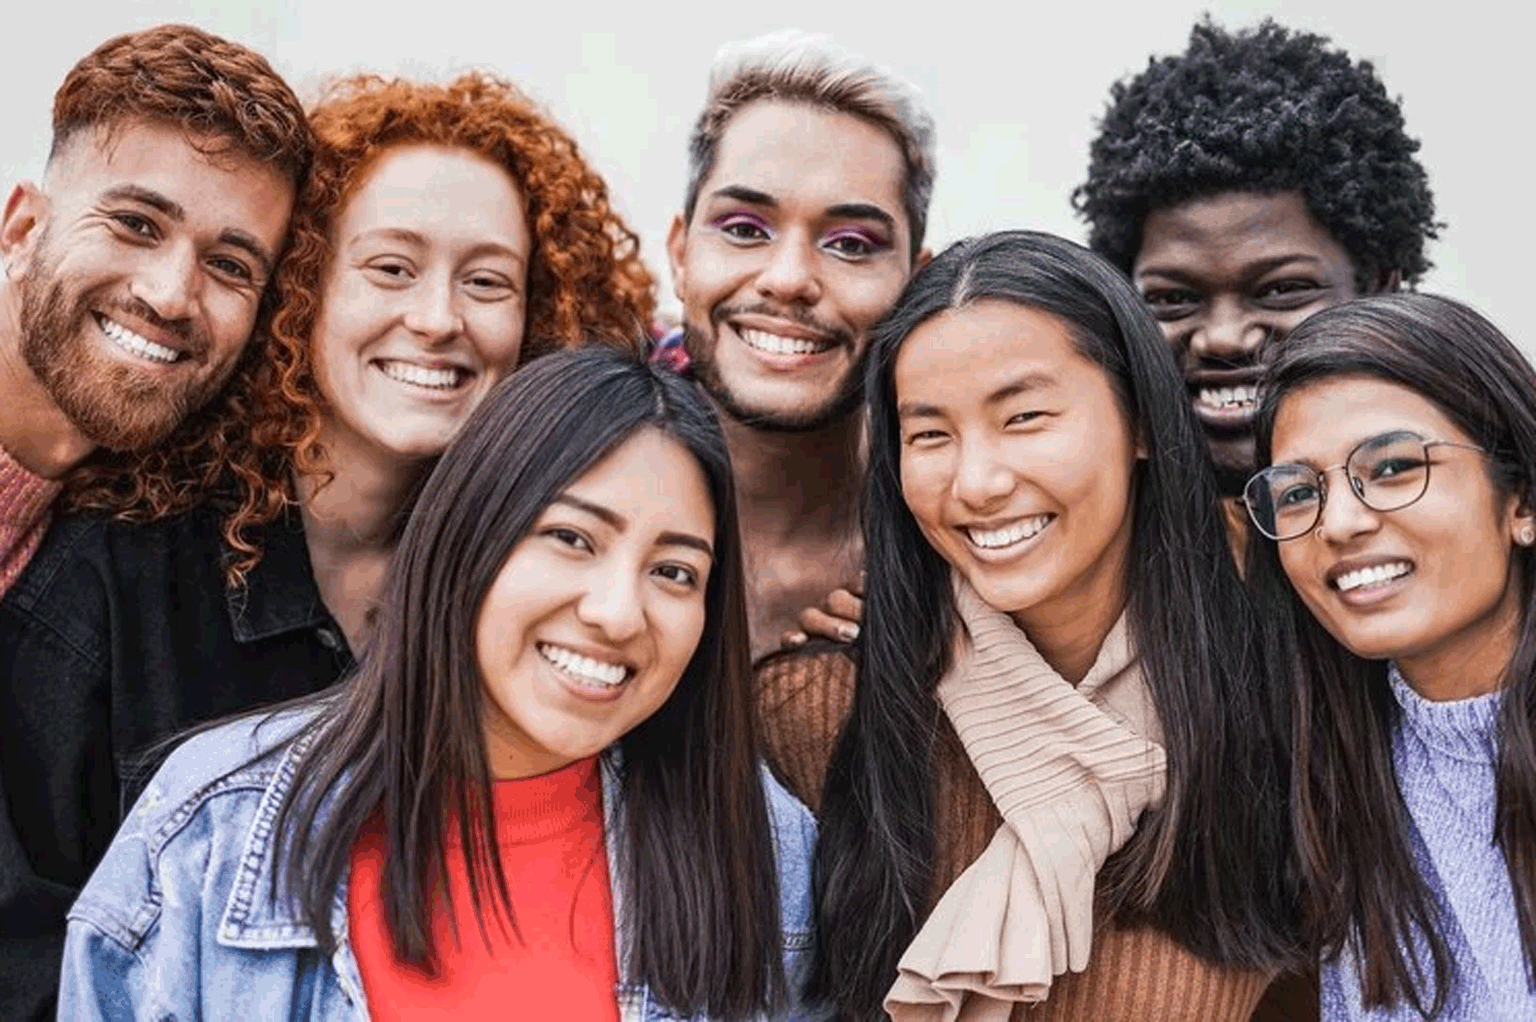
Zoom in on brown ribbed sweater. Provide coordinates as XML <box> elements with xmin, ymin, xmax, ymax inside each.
<box><xmin>756</xmin><ymin>646</ymin><xmax>1317</xmax><ymax>1022</ymax></box>
<box><xmin>0</xmin><ymin>444</ymin><xmax>61</xmax><ymax>598</ymax></box>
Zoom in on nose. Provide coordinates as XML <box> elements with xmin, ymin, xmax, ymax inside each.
<box><xmin>130</xmin><ymin>242</ymin><xmax>200</xmax><ymax>323</ymax></box>
<box><xmin>403</xmin><ymin>273</ymin><xmax>463</xmax><ymax>344</ymax></box>
<box><xmin>951</xmin><ymin>437</ymin><xmax>1015</xmax><ymax>510</ymax></box>
<box><xmin>575</xmin><ymin>562</ymin><xmax>646</xmax><ymax>644</ymax></box>
<box><xmin>1313</xmin><ymin>469</ymin><xmax>1380</xmax><ymax>545</ymax></box>
<box><xmin>1190</xmin><ymin>299</ymin><xmax>1267</xmax><ymax>363</ymax></box>
<box><xmin>755</xmin><ymin>234</ymin><xmax>822</xmax><ymax>306</ymax></box>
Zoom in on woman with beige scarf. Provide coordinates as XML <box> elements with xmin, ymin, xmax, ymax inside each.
<box><xmin>768</xmin><ymin>231</ymin><xmax>1304</xmax><ymax>1020</ymax></box>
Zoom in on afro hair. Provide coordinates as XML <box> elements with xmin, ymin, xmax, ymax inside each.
<box><xmin>1073</xmin><ymin>18</ymin><xmax>1440</xmax><ymax>288</ymax></box>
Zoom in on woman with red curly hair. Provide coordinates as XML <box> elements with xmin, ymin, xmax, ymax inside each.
<box><xmin>0</xmin><ymin>71</ymin><xmax>655</xmax><ymax>1015</ymax></box>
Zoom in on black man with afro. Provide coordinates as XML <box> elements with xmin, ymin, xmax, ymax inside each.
<box><xmin>1075</xmin><ymin>18</ymin><xmax>1439</xmax><ymax>497</ymax></box>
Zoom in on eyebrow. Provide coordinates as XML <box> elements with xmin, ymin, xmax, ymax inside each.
<box><xmin>350</xmin><ymin>227</ymin><xmax>527</xmax><ymax>268</ymax></box>
<box><xmin>708</xmin><ymin>186</ymin><xmax>897</xmax><ymax>232</ymax></box>
<box><xmin>897</xmin><ymin>370</ymin><xmax>1058</xmax><ymax>418</ymax></box>
<box><xmin>1136</xmin><ymin>252</ymin><xmax>1324</xmax><ymax>284</ymax></box>
<box><xmin>102</xmin><ymin>183</ymin><xmax>276</xmax><ymax>280</ymax></box>
<box><xmin>551</xmin><ymin>494</ymin><xmax>715</xmax><ymax>559</ymax></box>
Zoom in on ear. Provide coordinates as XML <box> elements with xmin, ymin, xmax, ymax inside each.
<box><xmin>665</xmin><ymin>213</ymin><xmax>689</xmax><ymax>303</ymax></box>
<box><xmin>1375</xmin><ymin>267</ymin><xmax>1403</xmax><ymax>294</ymax></box>
<box><xmin>1</xmin><ymin>182</ymin><xmax>48</xmax><ymax>276</ymax></box>
<box><xmin>914</xmin><ymin>246</ymin><xmax>934</xmax><ymax>272</ymax></box>
<box><xmin>1508</xmin><ymin>488</ymin><xmax>1536</xmax><ymax>550</ymax></box>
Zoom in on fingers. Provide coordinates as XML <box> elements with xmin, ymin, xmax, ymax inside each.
<box><xmin>824</xmin><ymin>588</ymin><xmax>864</xmax><ymax>622</ymax></box>
<box><xmin>798</xmin><ymin>606</ymin><xmax>860</xmax><ymax>644</ymax></box>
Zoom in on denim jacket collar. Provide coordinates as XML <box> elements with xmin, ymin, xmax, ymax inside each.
<box><xmin>223</xmin><ymin>506</ymin><xmax>341</xmax><ymax>645</ymax></box>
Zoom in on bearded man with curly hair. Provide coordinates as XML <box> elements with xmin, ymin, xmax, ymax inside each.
<box><xmin>1075</xmin><ymin>18</ymin><xmax>1439</xmax><ymax>497</ymax></box>
<box><xmin>0</xmin><ymin>27</ymin><xmax>308</xmax><ymax>1017</ymax></box>
<box><xmin>0</xmin><ymin>66</ymin><xmax>653</xmax><ymax>1020</ymax></box>
<box><xmin>0</xmin><ymin>23</ymin><xmax>309</xmax><ymax>598</ymax></box>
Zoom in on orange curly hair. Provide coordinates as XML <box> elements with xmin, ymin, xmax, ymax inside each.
<box><xmin>65</xmin><ymin>71</ymin><xmax>656</xmax><ymax>583</ymax></box>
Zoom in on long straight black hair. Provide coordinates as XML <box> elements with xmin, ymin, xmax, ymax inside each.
<box><xmin>813</xmin><ymin>230</ymin><xmax>1301</xmax><ymax>1017</ymax></box>
<box><xmin>1246</xmin><ymin>293</ymin><xmax>1536</xmax><ymax>1015</ymax></box>
<box><xmin>270</xmin><ymin>346</ymin><xmax>785</xmax><ymax>1019</ymax></box>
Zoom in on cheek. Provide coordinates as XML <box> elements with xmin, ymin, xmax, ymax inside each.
<box><xmin>471</xmin><ymin>312</ymin><xmax>525</xmax><ymax>376</ymax></box>
<box><xmin>899</xmin><ymin>456</ymin><xmax>948</xmax><ymax>534</ymax></box>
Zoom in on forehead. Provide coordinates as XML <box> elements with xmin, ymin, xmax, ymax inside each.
<box><xmin>563</xmin><ymin>428</ymin><xmax>716</xmax><ymax>533</ymax></box>
<box><xmin>1135</xmin><ymin>190</ymin><xmax>1355</xmax><ymax>276</ymax></box>
<box><xmin>703</xmin><ymin>100</ymin><xmax>907</xmax><ymax>218</ymax></box>
<box><xmin>337</xmin><ymin>144</ymin><xmax>529</xmax><ymax>245</ymax></box>
<box><xmin>1271</xmin><ymin>375</ymin><xmax>1470</xmax><ymax>462</ymax></box>
<box><xmin>895</xmin><ymin>300</ymin><xmax>1103</xmax><ymax>403</ymax></box>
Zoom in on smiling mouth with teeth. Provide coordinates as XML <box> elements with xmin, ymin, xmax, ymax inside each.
<box><xmin>737</xmin><ymin>327</ymin><xmax>834</xmax><ymax>357</ymax></box>
<box><xmin>97</xmin><ymin>314</ymin><xmax>182</xmax><ymax>364</ymax></box>
<box><xmin>378</xmin><ymin>360</ymin><xmax>466</xmax><ymax>390</ymax></box>
<box><xmin>964</xmin><ymin>515</ymin><xmax>1053</xmax><ymax>550</ymax></box>
<box><xmin>1194</xmin><ymin>384</ymin><xmax>1260</xmax><ymax>410</ymax></box>
<box><xmin>537</xmin><ymin>642</ymin><xmax>631</xmax><ymax>688</ymax></box>
<box><xmin>1333</xmin><ymin>561</ymin><xmax>1414</xmax><ymax>593</ymax></box>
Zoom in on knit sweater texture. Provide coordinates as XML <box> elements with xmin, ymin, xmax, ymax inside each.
<box><xmin>0</xmin><ymin>444</ymin><xmax>60</xmax><ymax>598</ymax></box>
<box><xmin>757</xmin><ymin>645</ymin><xmax>1309</xmax><ymax>1021</ymax></box>
<box><xmin>1319</xmin><ymin>671</ymin><xmax>1536</xmax><ymax>1020</ymax></box>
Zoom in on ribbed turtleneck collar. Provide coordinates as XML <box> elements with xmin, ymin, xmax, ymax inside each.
<box><xmin>1389</xmin><ymin>664</ymin><xmax>1501</xmax><ymax>764</ymax></box>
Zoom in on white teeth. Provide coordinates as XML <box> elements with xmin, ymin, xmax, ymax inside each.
<box><xmin>965</xmin><ymin>515</ymin><xmax>1052</xmax><ymax>550</ymax></box>
<box><xmin>1334</xmin><ymin>561</ymin><xmax>1413</xmax><ymax>592</ymax></box>
<box><xmin>738</xmin><ymin>328</ymin><xmax>830</xmax><ymax>356</ymax></box>
<box><xmin>1196</xmin><ymin>384</ymin><xmax>1259</xmax><ymax>409</ymax></box>
<box><xmin>99</xmin><ymin>316</ymin><xmax>179</xmax><ymax>363</ymax></box>
<box><xmin>379</xmin><ymin>361</ymin><xmax>462</xmax><ymax>389</ymax></box>
<box><xmin>537</xmin><ymin>643</ymin><xmax>629</xmax><ymax>687</ymax></box>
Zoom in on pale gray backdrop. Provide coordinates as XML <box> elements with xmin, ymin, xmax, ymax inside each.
<box><xmin>4</xmin><ymin>0</ymin><xmax>1525</xmax><ymax>352</ymax></box>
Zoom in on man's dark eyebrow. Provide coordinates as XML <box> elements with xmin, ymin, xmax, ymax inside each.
<box><xmin>102</xmin><ymin>184</ymin><xmax>275</xmax><ymax>280</ymax></box>
<box><xmin>1137</xmin><ymin>252</ymin><xmax>1324</xmax><ymax>284</ymax></box>
<box><xmin>102</xmin><ymin>184</ymin><xmax>184</xmax><ymax>221</ymax></box>
<box><xmin>709</xmin><ymin>185</ymin><xmax>776</xmax><ymax>208</ymax></box>
<box><xmin>826</xmin><ymin>203</ymin><xmax>896</xmax><ymax>232</ymax></box>
<box><xmin>552</xmin><ymin>494</ymin><xmax>714</xmax><ymax>559</ymax></box>
<box><xmin>219</xmin><ymin>229</ymin><xmax>276</xmax><ymax>282</ymax></box>
<box><xmin>707</xmin><ymin>187</ymin><xmax>897</xmax><ymax>233</ymax></box>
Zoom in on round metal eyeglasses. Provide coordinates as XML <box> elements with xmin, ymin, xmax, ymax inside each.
<box><xmin>1241</xmin><ymin>429</ymin><xmax>1486</xmax><ymax>541</ymax></box>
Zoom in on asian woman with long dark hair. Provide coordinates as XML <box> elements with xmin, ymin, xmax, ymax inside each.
<box><xmin>808</xmin><ymin>230</ymin><xmax>1300</xmax><ymax>1019</ymax></box>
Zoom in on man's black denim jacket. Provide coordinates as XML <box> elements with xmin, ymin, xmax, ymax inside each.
<box><xmin>0</xmin><ymin>503</ymin><xmax>353</xmax><ymax>1020</ymax></box>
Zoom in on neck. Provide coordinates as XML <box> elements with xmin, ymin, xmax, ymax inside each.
<box><xmin>719</xmin><ymin>408</ymin><xmax>864</xmax><ymax>545</ymax></box>
<box><xmin>1010</xmin><ymin>539</ymin><xmax>1133</xmax><ymax>685</ymax></box>
<box><xmin>0</xmin><ymin>285</ymin><xmax>95</xmax><ymax>478</ymax></box>
<box><xmin>1395</xmin><ymin>571</ymin><xmax>1522</xmax><ymax>701</ymax></box>
<box><xmin>298</xmin><ymin>422</ymin><xmax>427</xmax><ymax>558</ymax></box>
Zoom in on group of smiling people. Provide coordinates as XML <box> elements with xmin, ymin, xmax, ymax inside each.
<box><xmin>0</xmin><ymin>14</ymin><xmax>1528</xmax><ymax>1022</ymax></box>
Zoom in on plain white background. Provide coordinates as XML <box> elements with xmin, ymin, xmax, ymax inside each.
<box><xmin>4</xmin><ymin>0</ymin><xmax>1526</xmax><ymax>352</ymax></box>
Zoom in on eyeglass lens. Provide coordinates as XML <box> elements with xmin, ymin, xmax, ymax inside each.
<box><xmin>1244</xmin><ymin>431</ymin><xmax>1433</xmax><ymax>540</ymax></box>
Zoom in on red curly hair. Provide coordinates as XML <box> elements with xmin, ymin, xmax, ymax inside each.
<box><xmin>66</xmin><ymin>71</ymin><xmax>656</xmax><ymax>583</ymax></box>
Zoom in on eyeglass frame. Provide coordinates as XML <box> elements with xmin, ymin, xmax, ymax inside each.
<box><xmin>1240</xmin><ymin>429</ymin><xmax>1488</xmax><ymax>541</ymax></box>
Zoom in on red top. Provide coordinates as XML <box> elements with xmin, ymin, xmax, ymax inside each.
<box><xmin>348</xmin><ymin>756</ymin><xmax>620</xmax><ymax>1020</ymax></box>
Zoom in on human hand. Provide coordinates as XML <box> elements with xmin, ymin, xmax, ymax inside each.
<box><xmin>781</xmin><ymin>575</ymin><xmax>865</xmax><ymax>648</ymax></box>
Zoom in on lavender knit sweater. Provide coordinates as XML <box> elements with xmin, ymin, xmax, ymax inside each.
<box><xmin>1320</xmin><ymin>668</ymin><xmax>1536</xmax><ymax>1020</ymax></box>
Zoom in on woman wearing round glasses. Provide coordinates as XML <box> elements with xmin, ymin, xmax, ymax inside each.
<box><xmin>1243</xmin><ymin>293</ymin><xmax>1536</xmax><ymax>1020</ymax></box>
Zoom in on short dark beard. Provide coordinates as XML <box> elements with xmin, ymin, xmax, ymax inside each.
<box><xmin>682</xmin><ymin>320</ymin><xmax>865</xmax><ymax>433</ymax></box>
<box><xmin>15</xmin><ymin>230</ymin><xmax>216</xmax><ymax>452</ymax></box>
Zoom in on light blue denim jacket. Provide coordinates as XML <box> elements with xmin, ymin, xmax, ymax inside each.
<box><xmin>58</xmin><ymin>708</ymin><xmax>828</xmax><ymax>1021</ymax></box>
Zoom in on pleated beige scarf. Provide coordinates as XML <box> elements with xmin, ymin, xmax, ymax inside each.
<box><xmin>884</xmin><ymin>581</ymin><xmax>1167</xmax><ymax>1022</ymax></box>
